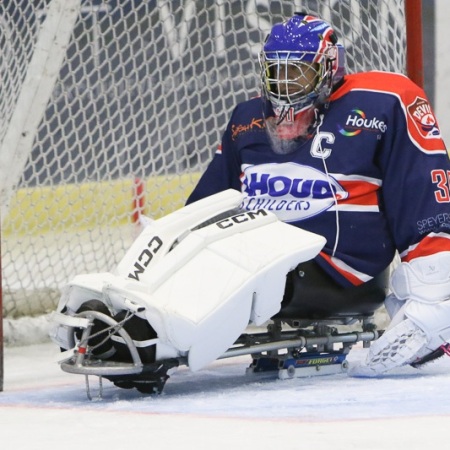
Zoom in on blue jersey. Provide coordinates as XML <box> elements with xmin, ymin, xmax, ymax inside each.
<box><xmin>187</xmin><ymin>72</ymin><xmax>450</xmax><ymax>287</ymax></box>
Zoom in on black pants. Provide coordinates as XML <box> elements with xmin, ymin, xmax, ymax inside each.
<box><xmin>275</xmin><ymin>261</ymin><xmax>388</xmax><ymax>320</ymax></box>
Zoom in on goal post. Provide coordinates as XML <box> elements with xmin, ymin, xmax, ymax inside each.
<box><xmin>0</xmin><ymin>231</ymin><xmax>2</xmax><ymax>392</ymax></box>
<box><xmin>0</xmin><ymin>0</ymin><xmax>81</xmax><ymax>220</ymax></box>
<box><xmin>405</xmin><ymin>0</ymin><xmax>424</xmax><ymax>88</ymax></box>
<box><xmin>0</xmin><ymin>0</ymin><xmax>421</xmax><ymax>389</ymax></box>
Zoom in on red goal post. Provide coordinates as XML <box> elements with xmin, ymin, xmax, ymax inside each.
<box><xmin>405</xmin><ymin>0</ymin><xmax>424</xmax><ymax>88</ymax></box>
<box><xmin>0</xmin><ymin>0</ymin><xmax>423</xmax><ymax>391</ymax></box>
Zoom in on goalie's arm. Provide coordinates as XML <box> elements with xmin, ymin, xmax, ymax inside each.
<box><xmin>187</xmin><ymin>107</ymin><xmax>242</xmax><ymax>204</ymax></box>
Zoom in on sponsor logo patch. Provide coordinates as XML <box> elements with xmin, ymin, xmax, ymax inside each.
<box><xmin>231</xmin><ymin>118</ymin><xmax>265</xmax><ymax>140</ymax></box>
<box><xmin>338</xmin><ymin>109</ymin><xmax>387</xmax><ymax>136</ymax></box>
<box><xmin>240</xmin><ymin>162</ymin><xmax>348</xmax><ymax>222</ymax></box>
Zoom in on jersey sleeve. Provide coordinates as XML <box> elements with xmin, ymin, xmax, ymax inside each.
<box><xmin>186</xmin><ymin>107</ymin><xmax>242</xmax><ymax>205</ymax></box>
<box><xmin>378</xmin><ymin>79</ymin><xmax>450</xmax><ymax>262</ymax></box>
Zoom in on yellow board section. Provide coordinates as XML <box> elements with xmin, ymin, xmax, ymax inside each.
<box><xmin>3</xmin><ymin>172</ymin><xmax>201</xmax><ymax>236</ymax></box>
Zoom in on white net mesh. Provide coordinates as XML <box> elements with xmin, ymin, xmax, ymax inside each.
<box><xmin>1</xmin><ymin>0</ymin><xmax>406</xmax><ymax>318</ymax></box>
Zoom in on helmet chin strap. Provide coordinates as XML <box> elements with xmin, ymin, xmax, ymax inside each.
<box><xmin>275</xmin><ymin>105</ymin><xmax>291</xmax><ymax>125</ymax></box>
<box><xmin>272</xmin><ymin>101</ymin><xmax>322</xmax><ymax>140</ymax></box>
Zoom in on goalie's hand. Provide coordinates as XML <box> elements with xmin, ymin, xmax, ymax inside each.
<box><xmin>349</xmin><ymin>299</ymin><xmax>450</xmax><ymax>377</ymax></box>
<box><xmin>349</xmin><ymin>253</ymin><xmax>450</xmax><ymax>377</ymax></box>
<box><xmin>348</xmin><ymin>315</ymin><xmax>429</xmax><ymax>377</ymax></box>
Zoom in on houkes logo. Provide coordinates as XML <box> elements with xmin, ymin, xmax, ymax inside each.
<box><xmin>407</xmin><ymin>97</ymin><xmax>441</xmax><ymax>139</ymax></box>
<box><xmin>231</xmin><ymin>118</ymin><xmax>265</xmax><ymax>140</ymax></box>
<box><xmin>338</xmin><ymin>109</ymin><xmax>387</xmax><ymax>136</ymax></box>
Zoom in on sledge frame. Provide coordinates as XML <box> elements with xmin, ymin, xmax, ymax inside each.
<box><xmin>53</xmin><ymin>310</ymin><xmax>380</xmax><ymax>399</ymax></box>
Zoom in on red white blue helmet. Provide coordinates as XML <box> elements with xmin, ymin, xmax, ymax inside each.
<box><xmin>260</xmin><ymin>12</ymin><xmax>345</xmax><ymax>114</ymax></box>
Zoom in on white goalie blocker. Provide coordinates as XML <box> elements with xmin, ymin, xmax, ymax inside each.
<box><xmin>50</xmin><ymin>189</ymin><xmax>326</xmax><ymax>371</ymax></box>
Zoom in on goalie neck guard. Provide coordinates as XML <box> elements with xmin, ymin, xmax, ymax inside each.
<box><xmin>260</xmin><ymin>12</ymin><xmax>345</xmax><ymax>151</ymax></box>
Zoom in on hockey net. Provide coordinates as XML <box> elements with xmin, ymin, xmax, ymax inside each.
<box><xmin>1</xmin><ymin>0</ymin><xmax>410</xmax><ymax>338</ymax></box>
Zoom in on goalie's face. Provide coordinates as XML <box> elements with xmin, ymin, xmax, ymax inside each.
<box><xmin>261</xmin><ymin>57</ymin><xmax>325</xmax><ymax>150</ymax></box>
<box><xmin>260</xmin><ymin>51</ymin><xmax>328</xmax><ymax>112</ymax></box>
<box><xmin>266</xmin><ymin>60</ymin><xmax>320</xmax><ymax>106</ymax></box>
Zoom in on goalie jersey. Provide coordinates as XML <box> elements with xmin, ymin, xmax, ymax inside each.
<box><xmin>187</xmin><ymin>71</ymin><xmax>450</xmax><ymax>287</ymax></box>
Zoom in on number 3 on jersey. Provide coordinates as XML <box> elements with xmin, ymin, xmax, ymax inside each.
<box><xmin>431</xmin><ymin>170</ymin><xmax>450</xmax><ymax>202</ymax></box>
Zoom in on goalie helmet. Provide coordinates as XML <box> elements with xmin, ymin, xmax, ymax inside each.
<box><xmin>260</xmin><ymin>13</ymin><xmax>345</xmax><ymax>151</ymax></box>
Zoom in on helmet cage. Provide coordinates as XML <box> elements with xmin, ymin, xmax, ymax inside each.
<box><xmin>259</xmin><ymin>49</ymin><xmax>336</xmax><ymax>112</ymax></box>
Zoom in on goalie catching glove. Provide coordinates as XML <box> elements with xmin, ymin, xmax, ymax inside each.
<box><xmin>350</xmin><ymin>252</ymin><xmax>450</xmax><ymax>377</ymax></box>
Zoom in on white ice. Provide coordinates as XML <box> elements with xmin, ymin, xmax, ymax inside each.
<box><xmin>1</xmin><ymin>338</ymin><xmax>450</xmax><ymax>450</ymax></box>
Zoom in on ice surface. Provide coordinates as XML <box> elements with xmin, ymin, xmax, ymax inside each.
<box><xmin>1</xmin><ymin>341</ymin><xmax>449</xmax><ymax>450</ymax></box>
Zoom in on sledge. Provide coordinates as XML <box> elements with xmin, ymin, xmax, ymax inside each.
<box><xmin>49</xmin><ymin>189</ymin><xmax>387</xmax><ymax>399</ymax></box>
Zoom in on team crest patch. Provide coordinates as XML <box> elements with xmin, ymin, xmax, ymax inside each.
<box><xmin>407</xmin><ymin>97</ymin><xmax>441</xmax><ymax>139</ymax></box>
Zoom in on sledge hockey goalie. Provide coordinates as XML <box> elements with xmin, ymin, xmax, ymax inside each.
<box><xmin>50</xmin><ymin>12</ymin><xmax>450</xmax><ymax>395</ymax></box>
